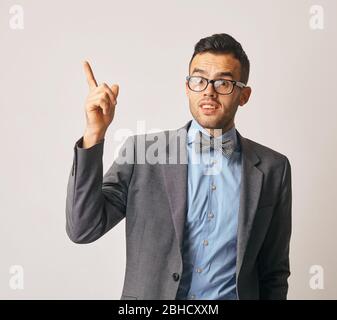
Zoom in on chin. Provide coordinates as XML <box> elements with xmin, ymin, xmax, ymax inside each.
<box><xmin>189</xmin><ymin>105</ymin><xmax>231</xmax><ymax>130</ymax></box>
<box><xmin>196</xmin><ymin>116</ymin><xmax>225</xmax><ymax>129</ymax></box>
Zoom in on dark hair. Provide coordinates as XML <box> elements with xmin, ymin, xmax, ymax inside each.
<box><xmin>189</xmin><ymin>33</ymin><xmax>250</xmax><ymax>84</ymax></box>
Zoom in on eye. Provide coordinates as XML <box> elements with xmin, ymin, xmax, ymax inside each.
<box><xmin>190</xmin><ymin>77</ymin><xmax>204</xmax><ymax>84</ymax></box>
<box><xmin>215</xmin><ymin>79</ymin><xmax>231</xmax><ymax>88</ymax></box>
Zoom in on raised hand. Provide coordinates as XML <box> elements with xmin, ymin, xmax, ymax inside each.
<box><xmin>82</xmin><ymin>61</ymin><xmax>119</xmax><ymax>148</ymax></box>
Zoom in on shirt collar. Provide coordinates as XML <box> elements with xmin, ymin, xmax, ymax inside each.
<box><xmin>187</xmin><ymin>117</ymin><xmax>240</xmax><ymax>151</ymax></box>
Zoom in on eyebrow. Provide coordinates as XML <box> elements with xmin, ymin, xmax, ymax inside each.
<box><xmin>191</xmin><ymin>67</ymin><xmax>234</xmax><ymax>78</ymax></box>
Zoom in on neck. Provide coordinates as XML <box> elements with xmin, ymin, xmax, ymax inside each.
<box><xmin>205</xmin><ymin>122</ymin><xmax>235</xmax><ymax>138</ymax></box>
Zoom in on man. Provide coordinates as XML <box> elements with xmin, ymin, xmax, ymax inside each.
<box><xmin>66</xmin><ymin>33</ymin><xmax>292</xmax><ymax>300</ymax></box>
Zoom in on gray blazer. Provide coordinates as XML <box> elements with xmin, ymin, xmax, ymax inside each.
<box><xmin>65</xmin><ymin>120</ymin><xmax>292</xmax><ymax>300</ymax></box>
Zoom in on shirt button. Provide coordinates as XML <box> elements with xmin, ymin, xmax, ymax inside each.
<box><xmin>196</xmin><ymin>268</ymin><xmax>203</xmax><ymax>273</ymax></box>
<box><xmin>172</xmin><ymin>273</ymin><xmax>180</xmax><ymax>281</ymax></box>
<box><xmin>211</xmin><ymin>184</ymin><xmax>216</xmax><ymax>191</ymax></box>
<box><xmin>203</xmin><ymin>239</ymin><xmax>209</xmax><ymax>246</ymax></box>
<box><xmin>208</xmin><ymin>212</ymin><xmax>214</xmax><ymax>219</ymax></box>
<box><xmin>190</xmin><ymin>294</ymin><xmax>196</xmax><ymax>299</ymax></box>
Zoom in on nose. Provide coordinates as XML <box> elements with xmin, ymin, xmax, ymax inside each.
<box><xmin>203</xmin><ymin>80</ymin><xmax>217</xmax><ymax>98</ymax></box>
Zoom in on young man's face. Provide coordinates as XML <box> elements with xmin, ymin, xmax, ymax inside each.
<box><xmin>186</xmin><ymin>52</ymin><xmax>251</xmax><ymax>135</ymax></box>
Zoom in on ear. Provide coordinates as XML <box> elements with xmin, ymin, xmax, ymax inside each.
<box><xmin>185</xmin><ymin>81</ymin><xmax>189</xmax><ymax>96</ymax></box>
<box><xmin>239</xmin><ymin>86</ymin><xmax>252</xmax><ymax>106</ymax></box>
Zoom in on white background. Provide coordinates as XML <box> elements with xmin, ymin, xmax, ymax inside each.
<box><xmin>0</xmin><ymin>0</ymin><xmax>336</xmax><ymax>299</ymax></box>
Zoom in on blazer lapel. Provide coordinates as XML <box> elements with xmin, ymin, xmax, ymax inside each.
<box><xmin>236</xmin><ymin>131</ymin><xmax>263</xmax><ymax>277</ymax></box>
<box><xmin>160</xmin><ymin>121</ymin><xmax>191</xmax><ymax>257</ymax></box>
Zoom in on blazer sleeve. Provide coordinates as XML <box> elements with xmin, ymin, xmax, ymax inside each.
<box><xmin>65</xmin><ymin>135</ymin><xmax>135</xmax><ymax>244</ymax></box>
<box><xmin>258</xmin><ymin>156</ymin><xmax>292</xmax><ymax>299</ymax></box>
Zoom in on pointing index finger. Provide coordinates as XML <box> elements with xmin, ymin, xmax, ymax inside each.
<box><xmin>83</xmin><ymin>60</ymin><xmax>98</xmax><ymax>89</ymax></box>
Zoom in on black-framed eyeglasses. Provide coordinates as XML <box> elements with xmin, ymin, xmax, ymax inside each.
<box><xmin>186</xmin><ymin>75</ymin><xmax>246</xmax><ymax>95</ymax></box>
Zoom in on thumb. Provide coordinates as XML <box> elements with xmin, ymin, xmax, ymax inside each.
<box><xmin>111</xmin><ymin>84</ymin><xmax>119</xmax><ymax>100</ymax></box>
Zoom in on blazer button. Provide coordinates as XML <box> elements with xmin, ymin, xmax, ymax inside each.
<box><xmin>172</xmin><ymin>273</ymin><xmax>180</xmax><ymax>281</ymax></box>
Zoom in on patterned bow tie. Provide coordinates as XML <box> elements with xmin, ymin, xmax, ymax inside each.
<box><xmin>194</xmin><ymin>131</ymin><xmax>235</xmax><ymax>158</ymax></box>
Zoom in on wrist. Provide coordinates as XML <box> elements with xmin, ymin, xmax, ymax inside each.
<box><xmin>83</xmin><ymin>130</ymin><xmax>105</xmax><ymax>149</ymax></box>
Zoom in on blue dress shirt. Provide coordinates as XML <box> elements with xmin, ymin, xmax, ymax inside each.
<box><xmin>175</xmin><ymin>118</ymin><xmax>242</xmax><ymax>300</ymax></box>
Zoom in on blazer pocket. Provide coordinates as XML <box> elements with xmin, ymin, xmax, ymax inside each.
<box><xmin>120</xmin><ymin>294</ymin><xmax>138</xmax><ymax>300</ymax></box>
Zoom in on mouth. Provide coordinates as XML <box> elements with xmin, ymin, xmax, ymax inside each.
<box><xmin>200</xmin><ymin>104</ymin><xmax>218</xmax><ymax>109</ymax></box>
<box><xmin>199</xmin><ymin>102</ymin><xmax>220</xmax><ymax>114</ymax></box>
